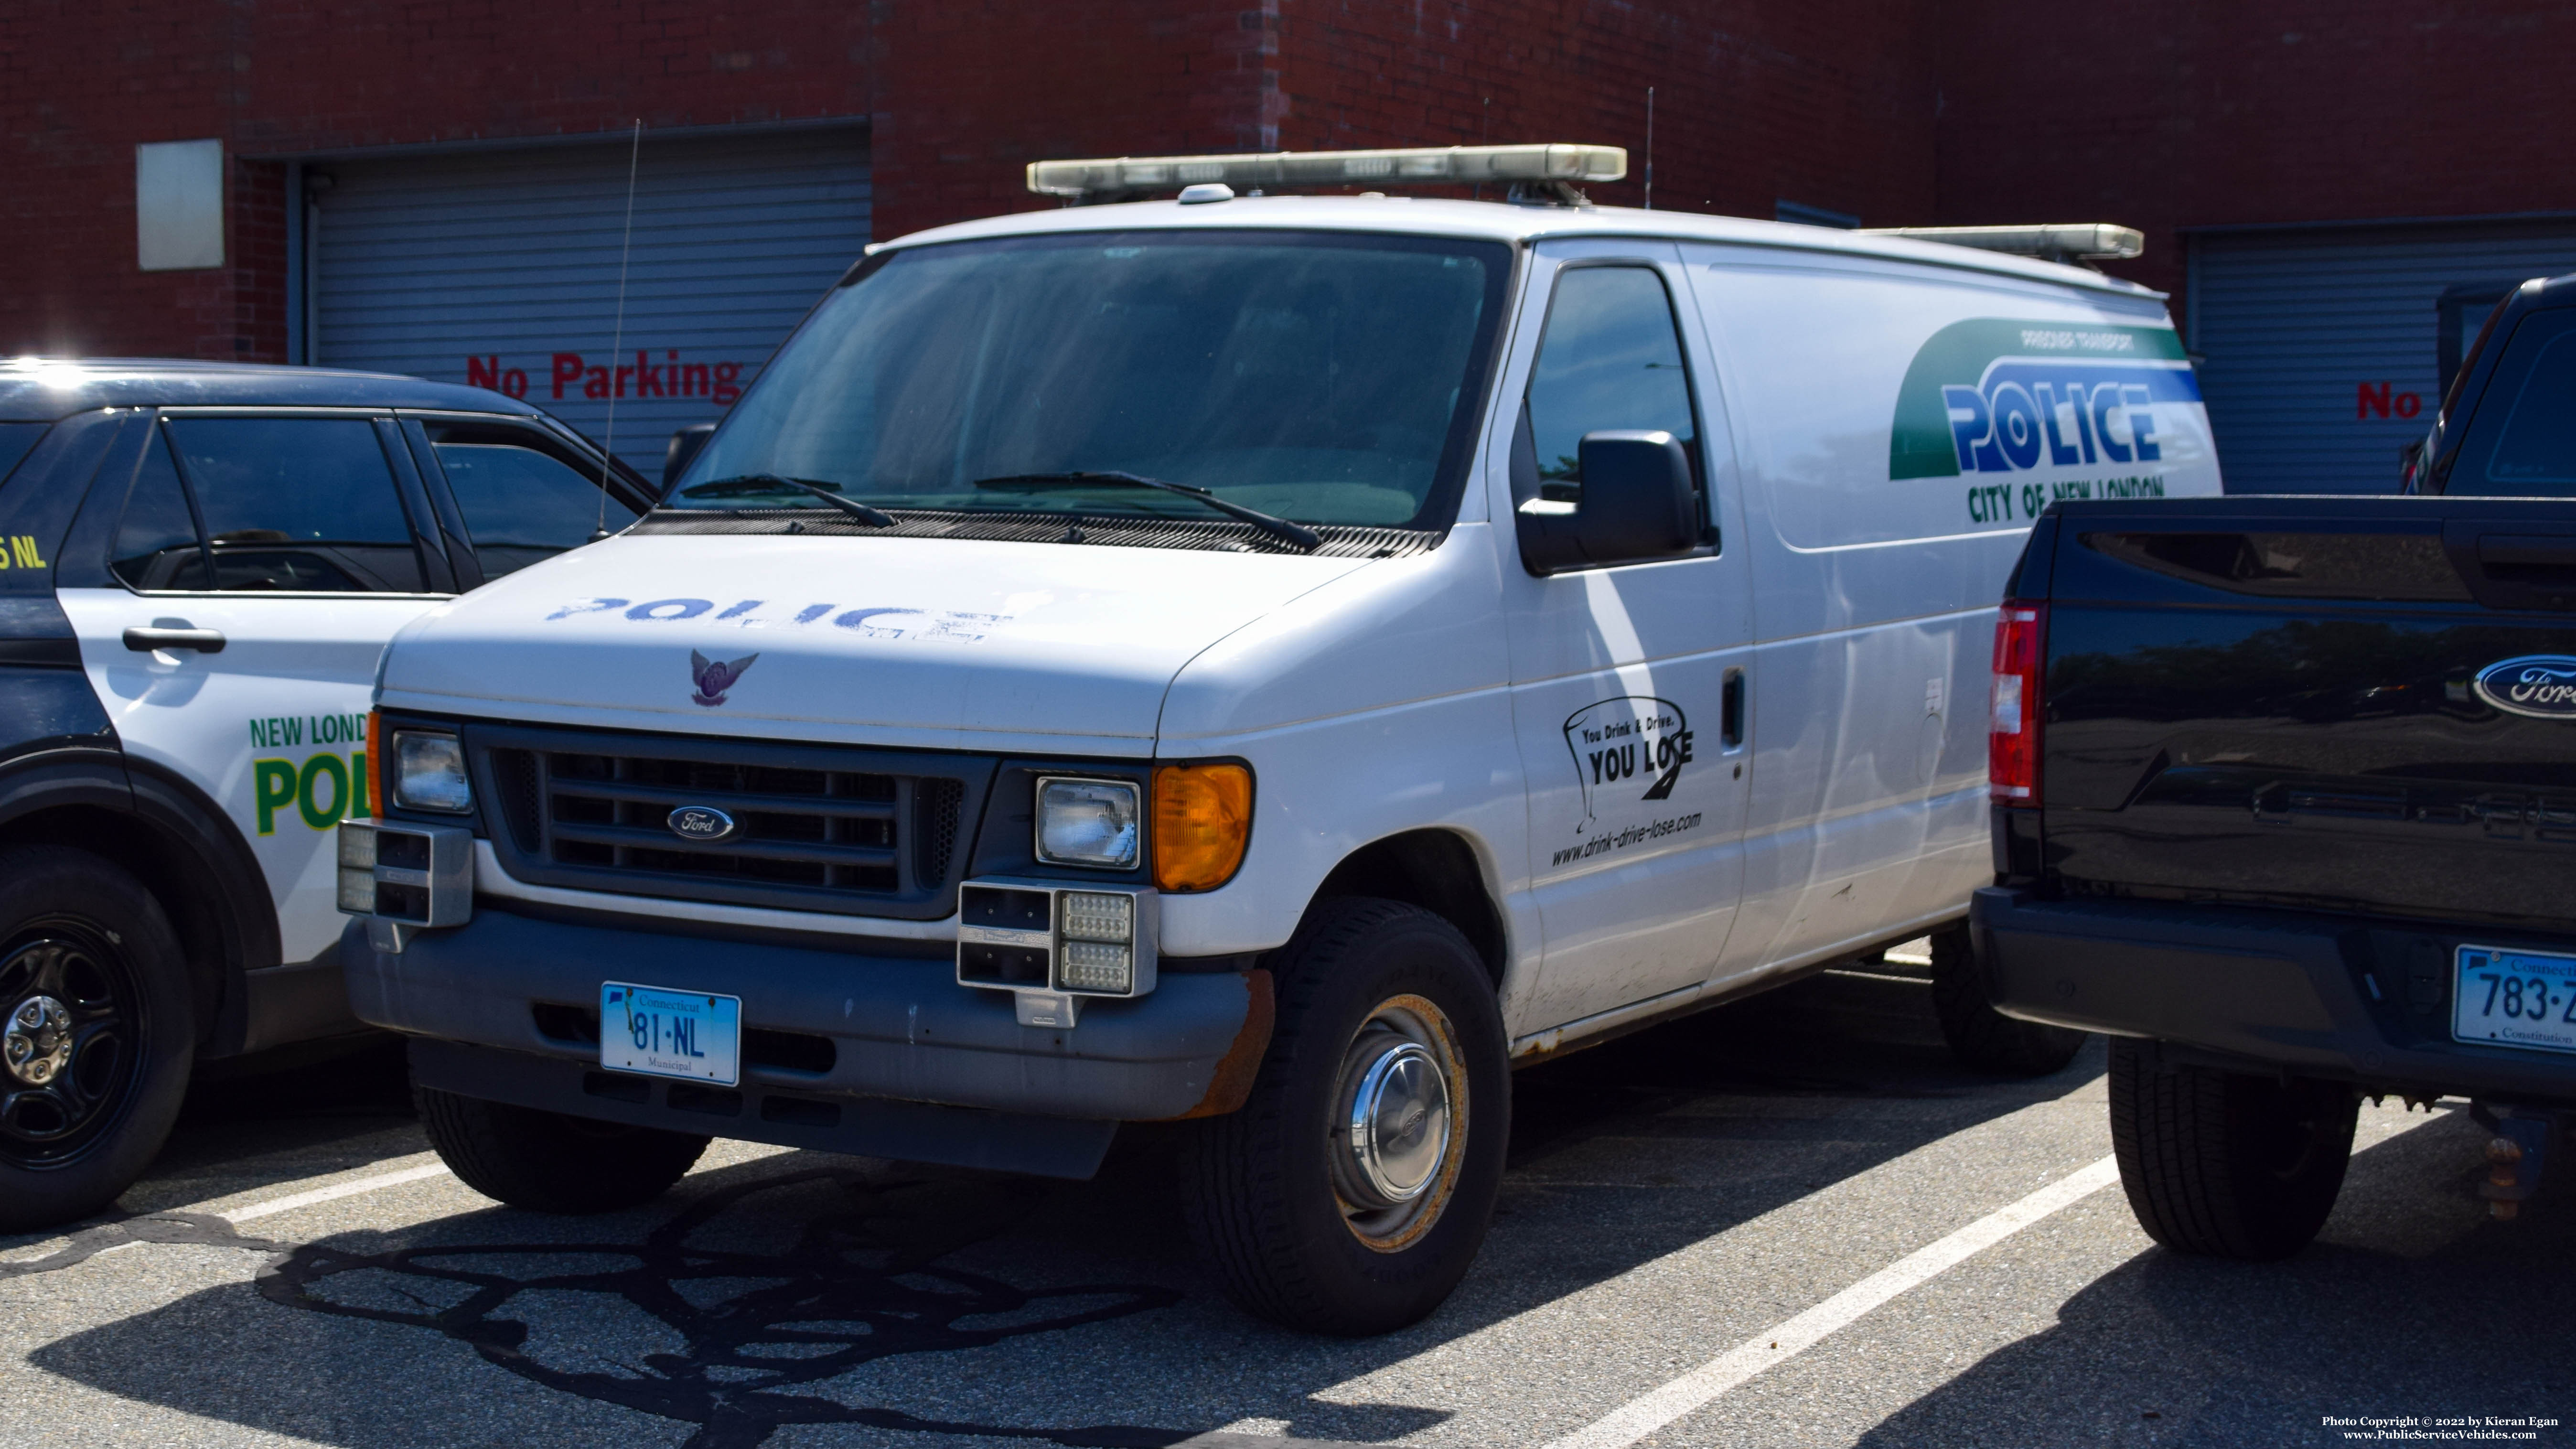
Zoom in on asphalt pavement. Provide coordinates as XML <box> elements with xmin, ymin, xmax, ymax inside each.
<box><xmin>2</xmin><ymin>963</ymin><xmax>2565</xmax><ymax>1449</ymax></box>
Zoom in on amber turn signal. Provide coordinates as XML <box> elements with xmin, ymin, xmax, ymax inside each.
<box><xmin>1151</xmin><ymin>763</ymin><xmax>1252</xmax><ymax>893</ymax></box>
<box><xmin>364</xmin><ymin>709</ymin><xmax>383</xmax><ymax>815</ymax></box>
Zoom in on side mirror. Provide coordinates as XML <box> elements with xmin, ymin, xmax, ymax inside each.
<box><xmin>663</xmin><ymin>422</ymin><xmax>719</xmax><ymax>491</ymax></box>
<box><xmin>1515</xmin><ymin>429</ymin><xmax>1699</xmax><ymax>574</ymax></box>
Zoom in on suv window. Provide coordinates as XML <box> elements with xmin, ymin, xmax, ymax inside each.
<box><xmin>422</xmin><ymin>422</ymin><xmax>635</xmax><ymax>579</ymax></box>
<box><xmin>0</xmin><ymin>422</ymin><xmax>47</xmax><ymax>486</ymax></box>
<box><xmin>162</xmin><ymin>417</ymin><xmax>428</xmax><ymax>591</ymax></box>
<box><xmin>1516</xmin><ymin>265</ymin><xmax>1699</xmax><ymax>503</ymax></box>
<box><xmin>109</xmin><ymin>429</ymin><xmax>210</xmax><ymax>590</ymax></box>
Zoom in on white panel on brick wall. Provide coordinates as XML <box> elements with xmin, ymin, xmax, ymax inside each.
<box><xmin>313</xmin><ymin>128</ymin><xmax>869</xmax><ymax>475</ymax></box>
<box><xmin>2192</xmin><ymin>221</ymin><xmax>2576</xmax><ymax>494</ymax></box>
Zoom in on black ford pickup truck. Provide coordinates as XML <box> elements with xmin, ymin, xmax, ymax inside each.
<box><xmin>1973</xmin><ymin>494</ymin><xmax>2576</xmax><ymax>1259</ymax></box>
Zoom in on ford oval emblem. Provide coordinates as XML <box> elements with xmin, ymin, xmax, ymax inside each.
<box><xmin>2472</xmin><ymin>655</ymin><xmax>2576</xmax><ymax>719</ymax></box>
<box><xmin>667</xmin><ymin>805</ymin><xmax>739</xmax><ymax>842</ymax></box>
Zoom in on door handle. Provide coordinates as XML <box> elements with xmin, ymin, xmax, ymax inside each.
<box><xmin>2476</xmin><ymin>535</ymin><xmax>2576</xmax><ymax>571</ymax></box>
<box><xmin>123</xmin><ymin>626</ymin><xmax>226</xmax><ymax>654</ymax></box>
<box><xmin>1721</xmin><ymin>668</ymin><xmax>1746</xmax><ymax>747</ymax></box>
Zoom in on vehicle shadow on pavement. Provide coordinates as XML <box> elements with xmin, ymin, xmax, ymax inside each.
<box><xmin>1854</xmin><ymin>1105</ymin><xmax>2576</xmax><ymax>1449</ymax></box>
<box><xmin>22</xmin><ymin>971</ymin><xmax>2102</xmax><ymax>1449</ymax></box>
<box><xmin>129</xmin><ymin>1034</ymin><xmax>424</xmax><ymax>1218</ymax></box>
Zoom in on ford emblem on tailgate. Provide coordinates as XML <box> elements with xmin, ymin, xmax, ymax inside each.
<box><xmin>2472</xmin><ymin>656</ymin><xmax>2576</xmax><ymax>719</ymax></box>
<box><xmin>667</xmin><ymin>805</ymin><xmax>739</xmax><ymax>842</ymax></box>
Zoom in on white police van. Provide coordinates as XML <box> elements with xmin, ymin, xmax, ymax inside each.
<box><xmin>339</xmin><ymin>145</ymin><xmax>2222</xmax><ymax>1333</ymax></box>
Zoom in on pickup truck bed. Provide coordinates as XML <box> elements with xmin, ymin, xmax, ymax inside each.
<box><xmin>1973</xmin><ymin>496</ymin><xmax>2576</xmax><ymax>1257</ymax></box>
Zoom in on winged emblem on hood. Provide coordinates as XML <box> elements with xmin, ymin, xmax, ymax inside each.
<box><xmin>689</xmin><ymin>650</ymin><xmax>759</xmax><ymax>708</ymax></box>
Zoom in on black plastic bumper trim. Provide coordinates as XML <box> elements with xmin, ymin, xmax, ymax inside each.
<box><xmin>1972</xmin><ymin>886</ymin><xmax>2576</xmax><ymax>1102</ymax></box>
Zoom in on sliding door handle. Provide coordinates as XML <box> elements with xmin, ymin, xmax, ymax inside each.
<box><xmin>1721</xmin><ymin>668</ymin><xmax>1746</xmax><ymax>747</ymax></box>
<box><xmin>123</xmin><ymin>626</ymin><xmax>226</xmax><ymax>654</ymax></box>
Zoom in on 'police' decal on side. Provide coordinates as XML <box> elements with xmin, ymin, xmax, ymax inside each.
<box><xmin>1885</xmin><ymin>319</ymin><xmax>2208</xmax><ymax>525</ymax></box>
<box><xmin>247</xmin><ymin>712</ymin><xmax>371</xmax><ymax>835</ymax></box>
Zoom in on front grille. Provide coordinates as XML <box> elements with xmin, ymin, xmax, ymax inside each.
<box><xmin>469</xmin><ymin>724</ymin><xmax>995</xmax><ymax>921</ymax></box>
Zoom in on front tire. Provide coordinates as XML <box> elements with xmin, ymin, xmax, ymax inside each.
<box><xmin>1180</xmin><ymin>898</ymin><xmax>1508</xmax><ymax>1336</ymax></box>
<box><xmin>0</xmin><ymin>846</ymin><xmax>195</xmax><ymax>1233</ymax></box>
<box><xmin>1929</xmin><ymin>925</ymin><xmax>2085</xmax><ymax>1076</ymax></box>
<box><xmin>418</xmin><ymin>1086</ymin><xmax>707</xmax><ymax>1213</ymax></box>
<box><xmin>2108</xmin><ymin>1037</ymin><xmax>2357</xmax><ymax>1259</ymax></box>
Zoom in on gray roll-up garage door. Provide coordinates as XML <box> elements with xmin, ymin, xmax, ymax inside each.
<box><xmin>2190</xmin><ymin>220</ymin><xmax>2576</xmax><ymax>493</ymax></box>
<box><xmin>311</xmin><ymin>127</ymin><xmax>869</xmax><ymax>475</ymax></box>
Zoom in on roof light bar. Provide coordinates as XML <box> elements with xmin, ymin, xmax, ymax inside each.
<box><xmin>1027</xmin><ymin>143</ymin><xmax>1627</xmax><ymax>199</ymax></box>
<box><xmin>1858</xmin><ymin>223</ymin><xmax>2146</xmax><ymax>263</ymax></box>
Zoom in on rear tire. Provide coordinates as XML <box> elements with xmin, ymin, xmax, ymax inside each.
<box><xmin>1930</xmin><ymin>925</ymin><xmax>2085</xmax><ymax>1076</ymax></box>
<box><xmin>2108</xmin><ymin>1037</ymin><xmax>2358</xmax><ymax>1259</ymax></box>
<box><xmin>0</xmin><ymin>846</ymin><xmax>194</xmax><ymax>1233</ymax></box>
<box><xmin>418</xmin><ymin>1085</ymin><xmax>706</xmax><ymax>1213</ymax></box>
<box><xmin>1180</xmin><ymin>898</ymin><xmax>1508</xmax><ymax>1336</ymax></box>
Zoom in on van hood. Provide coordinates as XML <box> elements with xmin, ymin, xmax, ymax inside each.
<box><xmin>377</xmin><ymin>534</ymin><xmax>1374</xmax><ymax>753</ymax></box>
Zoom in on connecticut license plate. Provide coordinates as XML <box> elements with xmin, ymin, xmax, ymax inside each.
<box><xmin>601</xmin><ymin>982</ymin><xmax>741</xmax><ymax>1085</ymax></box>
<box><xmin>2453</xmin><ymin>946</ymin><xmax>2576</xmax><ymax>1055</ymax></box>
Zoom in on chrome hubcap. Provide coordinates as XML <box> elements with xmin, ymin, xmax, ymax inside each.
<box><xmin>1329</xmin><ymin>997</ymin><xmax>1465</xmax><ymax>1250</ymax></box>
<box><xmin>1338</xmin><ymin>1041</ymin><xmax>1449</xmax><ymax>1206</ymax></box>
<box><xmin>5</xmin><ymin>995</ymin><xmax>72</xmax><ymax>1087</ymax></box>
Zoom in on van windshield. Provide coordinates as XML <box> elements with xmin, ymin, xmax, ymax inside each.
<box><xmin>668</xmin><ymin>230</ymin><xmax>1511</xmax><ymax>531</ymax></box>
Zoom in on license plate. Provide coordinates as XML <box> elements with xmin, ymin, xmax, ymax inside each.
<box><xmin>2453</xmin><ymin>946</ymin><xmax>2576</xmax><ymax>1055</ymax></box>
<box><xmin>601</xmin><ymin>982</ymin><xmax>741</xmax><ymax>1085</ymax></box>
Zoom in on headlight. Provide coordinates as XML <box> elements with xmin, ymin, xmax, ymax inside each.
<box><xmin>391</xmin><ymin>731</ymin><xmax>472</xmax><ymax>814</ymax></box>
<box><xmin>1033</xmin><ymin>777</ymin><xmax>1139</xmax><ymax>869</ymax></box>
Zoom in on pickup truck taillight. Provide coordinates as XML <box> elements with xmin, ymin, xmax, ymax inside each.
<box><xmin>1989</xmin><ymin>602</ymin><xmax>2045</xmax><ymax>803</ymax></box>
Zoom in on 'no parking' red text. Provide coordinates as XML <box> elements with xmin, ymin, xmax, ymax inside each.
<box><xmin>466</xmin><ymin>351</ymin><xmax>744</xmax><ymax>405</ymax></box>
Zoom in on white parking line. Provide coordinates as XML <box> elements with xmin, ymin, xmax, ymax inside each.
<box><xmin>184</xmin><ymin>1138</ymin><xmax>803</xmax><ymax>1226</ymax></box>
<box><xmin>224</xmin><ymin>1161</ymin><xmax>455</xmax><ymax>1223</ymax></box>
<box><xmin>1546</xmin><ymin>1154</ymin><xmax>2123</xmax><ymax>1449</ymax></box>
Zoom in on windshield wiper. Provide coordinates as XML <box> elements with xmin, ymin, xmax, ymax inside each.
<box><xmin>676</xmin><ymin>474</ymin><xmax>895</xmax><ymax>527</ymax></box>
<box><xmin>972</xmin><ymin>471</ymin><xmax>1321</xmax><ymax>552</ymax></box>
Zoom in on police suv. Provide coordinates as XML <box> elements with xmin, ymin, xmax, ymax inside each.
<box><xmin>0</xmin><ymin>360</ymin><xmax>647</xmax><ymax>1229</ymax></box>
<box><xmin>338</xmin><ymin>145</ymin><xmax>2224</xmax><ymax>1333</ymax></box>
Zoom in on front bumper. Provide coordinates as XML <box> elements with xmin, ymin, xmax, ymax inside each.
<box><xmin>1971</xmin><ymin>887</ymin><xmax>2576</xmax><ymax>1104</ymax></box>
<box><xmin>343</xmin><ymin>906</ymin><xmax>1269</xmax><ymax>1176</ymax></box>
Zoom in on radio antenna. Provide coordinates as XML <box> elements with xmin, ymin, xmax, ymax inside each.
<box><xmin>1472</xmin><ymin>96</ymin><xmax>1492</xmax><ymax>201</ymax></box>
<box><xmin>595</xmin><ymin>118</ymin><xmax>642</xmax><ymax>540</ymax></box>
<box><xmin>1643</xmin><ymin>86</ymin><xmax>1655</xmax><ymax>211</ymax></box>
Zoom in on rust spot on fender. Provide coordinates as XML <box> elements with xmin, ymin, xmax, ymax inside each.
<box><xmin>1166</xmin><ymin>968</ymin><xmax>1275</xmax><ymax>1120</ymax></box>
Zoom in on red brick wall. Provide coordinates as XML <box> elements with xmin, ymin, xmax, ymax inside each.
<box><xmin>1934</xmin><ymin>1</ymin><xmax>2576</xmax><ymax>334</ymax></box>
<box><xmin>874</xmin><ymin>1</ymin><xmax>1943</xmax><ymax>239</ymax></box>
<box><xmin>7</xmin><ymin>0</ymin><xmax>2561</xmax><ymax>361</ymax></box>
<box><xmin>1272</xmin><ymin>0</ymin><xmax>1939</xmax><ymax>225</ymax></box>
<box><xmin>867</xmin><ymin>0</ymin><xmax>1269</xmax><ymax>238</ymax></box>
<box><xmin>0</xmin><ymin>0</ymin><xmax>876</xmax><ymax>361</ymax></box>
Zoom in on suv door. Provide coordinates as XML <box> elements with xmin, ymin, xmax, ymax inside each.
<box><xmin>1498</xmin><ymin>242</ymin><xmax>1757</xmax><ymax>1031</ymax></box>
<box><xmin>55</xmin><ymin>410</ymin><xmax>455</xmax><ymax>966</ymax></box>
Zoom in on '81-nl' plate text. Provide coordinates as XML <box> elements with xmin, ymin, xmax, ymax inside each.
<box><xmin>601</xmin><ymin>982</ymin><xmax>742</xmax><ymax>1085</ymax></box>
